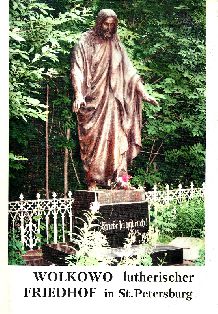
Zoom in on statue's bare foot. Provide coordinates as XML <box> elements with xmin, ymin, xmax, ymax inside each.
<box><xmin>88</xmin><ymin>181</ymin><xmax>98</xmax><ymax>191</ymax></box>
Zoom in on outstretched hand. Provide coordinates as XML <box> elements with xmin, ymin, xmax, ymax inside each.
<box><xmin>142</xmin><ymin>94</ymin><xmax>159</xmax><ymax>106</ymax></box>
<box><xmin>72</xmin><ymin>95</ymin><xmax>86</xmax><ymax>112</ymax></box>
<box><xmin>136</xmin><ymin>81</ymin><xmax>159</xmax><ymax>106</ymax></box>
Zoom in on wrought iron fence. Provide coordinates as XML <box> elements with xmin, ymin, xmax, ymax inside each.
<box><xmin>8</xmin><ymin>192</ymin><xmax>75</xmax><ymax>250</ymax></box>
<box><xmin>144</xmin><ymin>182</ymin><xmax>205</xmax><ymax>206</ymax></box>
<box><xmin>8</xmin><ymin>183</ymin><xmax>205</xmax><ymax>250</ymax></box>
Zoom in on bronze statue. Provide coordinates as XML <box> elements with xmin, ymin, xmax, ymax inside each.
<box><xmin>71</xmin><ymin>9</ymin><xmax>158</xmax><ymax>190</ymax></box>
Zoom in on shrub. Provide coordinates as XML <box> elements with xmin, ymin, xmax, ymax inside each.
<box><xmin>118</xmin><ymin>230</ymin><xmax>153</xmax><ymax>266</ymax></box>
<box><xmin>194</xmin><ymin>247</ymin><xmax>205</xmax><ymax>266</ymax></box>
<box><xmin>66</xmin><ymin>203</ymin><xmax>115</xmax><ymax>266</ymax></box>
<box><xmin>150</xmin><ymin>196</ymin><xmax>205</xmax><ymax>241</ymax></box>
<box><xmin>66</xmin><ymin>202</ymin><xmax>153</xmax><ymax>266</ymax></box>
<box><xmin>8</xmin><ymin>232</ymin><xmax>26</xmax><ymax>265</ymax></box>
<box><xmin>150</xmin><ymin>202</ymin><xmax>177</xmax><ymax>240</ymax></box>
<box><xmin>175</xmin><ymin>197</ymin><xmax>205</xmax><ymax>237</ymax></box>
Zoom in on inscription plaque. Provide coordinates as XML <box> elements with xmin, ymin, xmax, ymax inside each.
<box><xmin>73</xmin><ymin>190</ymin><xmax>149</xmax><ymax>247</ymax></box>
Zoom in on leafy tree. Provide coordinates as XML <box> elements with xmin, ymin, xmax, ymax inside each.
<box><xmin>9</xmin><ymin>0</ymin><xmax>92</xmax><ymax>198</ymax></box>
<box><xmin>9</xmin><ymin>0</ymin><xmax>205</xmax><ymax>199</ymax></box>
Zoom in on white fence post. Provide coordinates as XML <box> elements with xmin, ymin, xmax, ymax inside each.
<box><xmin>28</xmin><ymin>217</ymin><xmax>34</xmax><ymax>250</ymax></box>
<box><xmin>19</xmin><ymin>193</ymin><xmax>25</xmax><ymax>249</ymax></box>
<box><xmin>190</xmin><ymin>182</ymin><xmax>194</xmax><ymax>199</ymax></box>
<box><xmin>36</xmin><ymin>193</ymin><xmax>41</xmax><ymax>248</ymax></box>
<box><xmin>45</xmin><ymin>213</ymin><xmax>49</xmax><ymax>244</ymax></box>
<box><xmin>178</xmin><ymin>184</ymin><xmax>182</xmax><ymax>203</ymax></box>
<box><xmin>68</xmin><ymin>191</ymin><xmax>73</xmax><ymax>242</ymax></box>
<box><xmin>61</xmin><ymin>211</ymin><xmax>65</xmax><ymax>243</ymax></box>
<box><xmin>52</xmin><ymin>192</ymin><xmax>58</xmax><ymax>244</ymax></box>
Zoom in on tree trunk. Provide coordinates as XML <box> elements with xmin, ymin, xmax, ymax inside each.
<box><xmin>64</xmin><ymin>128</ymin><xmax>71</xmax><ymax>197</ymax></box>
<box><xmin>45</xmin><ymin>84</ymin><xmax>49</xmax><ymax>199</ymax></box>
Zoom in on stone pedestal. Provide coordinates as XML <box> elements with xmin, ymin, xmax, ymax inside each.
<box><xmin>152</xmin><ymin>245</ymin><xmax>183</xmax><ymax>266</ymax></box>
<box><xmin>41</xmin><ymin>243</ymin><xmax>184</xmax><ymax>266</ymax></box>
<box><xmin>73</xmin><ymin>189</ymin><xmax>149</xmax><ymax>247</ymax></box>
<box><xmin>42</xmin><ymin>243</ymin><xmax>75</xmax><ymax>266</ymax></box>
<box><xmin>73</xmin><ymin>189</ymin><xmax>145</xmax><ymax>207</ymax></box>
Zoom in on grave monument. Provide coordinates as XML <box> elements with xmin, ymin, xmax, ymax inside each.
<box><xmin>42</xmin><ymin>10</ymin><xmax>183</xmax><ymax>265</ymax></box>
<box><xmin>70</xmin><ymin>8</ymin><xmax>158</xmax><ymax>191</ymax></box>
<box><xmin>70</xmin><ymin>8</ymin><xmax>158</xmax><ymax>246</ymax></box>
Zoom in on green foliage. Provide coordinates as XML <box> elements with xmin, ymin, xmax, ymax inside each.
<box><xmin>131</xmin><ymin>166</ymin><xmax>163</xmax><ymax>188</ymax></box>
<box><xmin>33</xmin><ymin>214</ymin><xmax>69</xmax><ymax>246</ymax></box>
<box><xmin>66</xmin><ymin>209</ymin><xmax>115</xmax><ymax>266</ymax></box>
<box><xmin>66</xmin><ymin>207</ymin><xmax>153</xmax><ymax>266</ymax></box>
<box><xmin>8</xmin><ymin>232</ymin><xmax>26</xmax><ymax>265</ymax></box>
<box><xmin>163</xmin><ymin>143</ymin><xmax>206</xmax><ymax>185</ymax></box>
<box><xmin>9</xmin><ymin>0</ymin><xmax>205</xmax><ymax>198</ymax></box>
<box><xmin>9</xmin><ymin>0</ymin><xmax>92</xmax><ymax>198</ymax></box>
<box><xmin>194</xmin><ymin>247</ymin><xmax>205</xmax><ymax>266</ymax></box>
<box><xmin>120</xmin><ymin>0</ymin><xmax>206</xmax><ymax>188</ymax></box>
<box><xmin>175</xmin><ymin>196</ymin><xmax>205</xmax><ymax>237</ymax></box>
<box><xmin>150</xmin><ymin>202</ymin><xmax>177</xmax><ymax>238</ymax></box>
<box><xmin>151</xmin><ymin>196</ymin><xmax>205</xmax><ymax>241</ymax></box>
<box><xmin>9</xmin><ymin>0</ymin><xmax>91</xmax><ymax>122</ymax></box>
<box><xmin>9</xmin><ymin>152</ymin><xmax>28</xmax><ymax>175</ymax></box>
<box><xmin>140</xmin><ymin>253</ymin><xmax>153</xmax><ymax>266</ymax></box>
<box><xmin>118</xmin><ymin>230</ymin><xmax>153</xmax><ymax>266</ymax></box>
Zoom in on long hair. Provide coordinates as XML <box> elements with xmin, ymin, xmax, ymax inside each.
<box><xmin>94</xmin><ymin>9</ymin><xmax>118</xmax><ymax>37</ymax></box>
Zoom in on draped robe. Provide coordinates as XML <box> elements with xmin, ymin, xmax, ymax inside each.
<box><xmin>71</xmin><ymin>30</ymin><xmax>143</xmax><ymax>184</ymax></box>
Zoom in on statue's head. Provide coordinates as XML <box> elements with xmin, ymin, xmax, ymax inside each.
<box><xmin>94</xmin><ymin>9</ymin><xmax>118</xmax><ymax>39</ymax></box>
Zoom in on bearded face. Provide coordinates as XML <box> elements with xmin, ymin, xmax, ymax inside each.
<box><xmin>100</xmin><ymin>17</ymin><xmax>116</xmax><ymax>39</ymax></box>
<box><xmin>94</xmin><ymin>9</ymin><xmax>118</xmax><ymax>39</ymax></box>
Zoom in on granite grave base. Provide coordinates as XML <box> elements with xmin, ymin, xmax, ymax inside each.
<box><xmin>42</xmin><ymin>243</ymin><xmax>76</xmax><ymax>266</ymax></box>
<box><xmin>42</xmin><ymin>243</ymin><xmax>183</xmax><ymax>266</ymax></box>
<box><xmin>73</xmin><ymin>189</ymin><xmax>149</xmax><ymax>247</ymax></box>
<box><xmin>42</xmin><ymin>190</ymin><xmax>184</xmax><ymax>266</ymax></box>
<box><xmin>152</xmin><ymin>245</ymin><xmax>183</xmax><ymax>265</ymax></box>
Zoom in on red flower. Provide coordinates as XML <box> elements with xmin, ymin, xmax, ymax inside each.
<box><xmin>121</xmin><ymin>174</ymin><xmax>132</xmax><ymax>182</ymax></box>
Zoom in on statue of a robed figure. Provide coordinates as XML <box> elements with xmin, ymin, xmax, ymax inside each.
<box><xmin>71</xmin><ymin>9</ymin><xmax>158</xmax><ymax>190</ymax></box>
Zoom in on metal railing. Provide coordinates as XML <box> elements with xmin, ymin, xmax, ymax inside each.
<box><xmin>8</xmin><ymin>183</ymin><xmax>205</xmax><ymax>250</ymax></box>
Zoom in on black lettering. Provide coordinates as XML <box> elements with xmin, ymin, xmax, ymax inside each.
<box><xmin>119</xmin><ymin>289</ymin><xmax>126</xmax><ymax>297</ymax></box>
<box><xmin>48</xmin><ymin>272</ymin><xmax>58</xmax><ymax>281</ymax></box>
<box><xmin>169</xmin><ymin>275</ymin><xmax>175</xmax><ymax>282</ymax></box>
<box><xmin>103</xmin><ymin>272</ymin><xmax>113</xmax><ymax>282</ymax></box>
<box><xmin>134</xmin><ymin>289</ymin><xmax>143</xmax><ymax>297</ymax></box>
<box><xmin>32</xmin><ymin>288</ymin><xmax>41</xmax><ymax>297</ymax></box>
<box><xmin>78</xmin><ymin>272</ymin><xmax>87</xmax><ymax>282</ymax></box>
<box><xmin>88</xmin><ymin>272</ymin><xmax>102</xmax><ymax>282</ymax></box>
<box><xmin>33</xmin><ymin>272</ymin><xmax>47</xmax><ymax>281</ymax></box>
<box><xmin>66</xmin><ymin>272</ymin><xmax>76</xmax><ymax>281</ymax></box>
<box><xmin>24</xmin><ymin>288</ymin><xmax>31</xmax><ymax>297</ymax></box>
